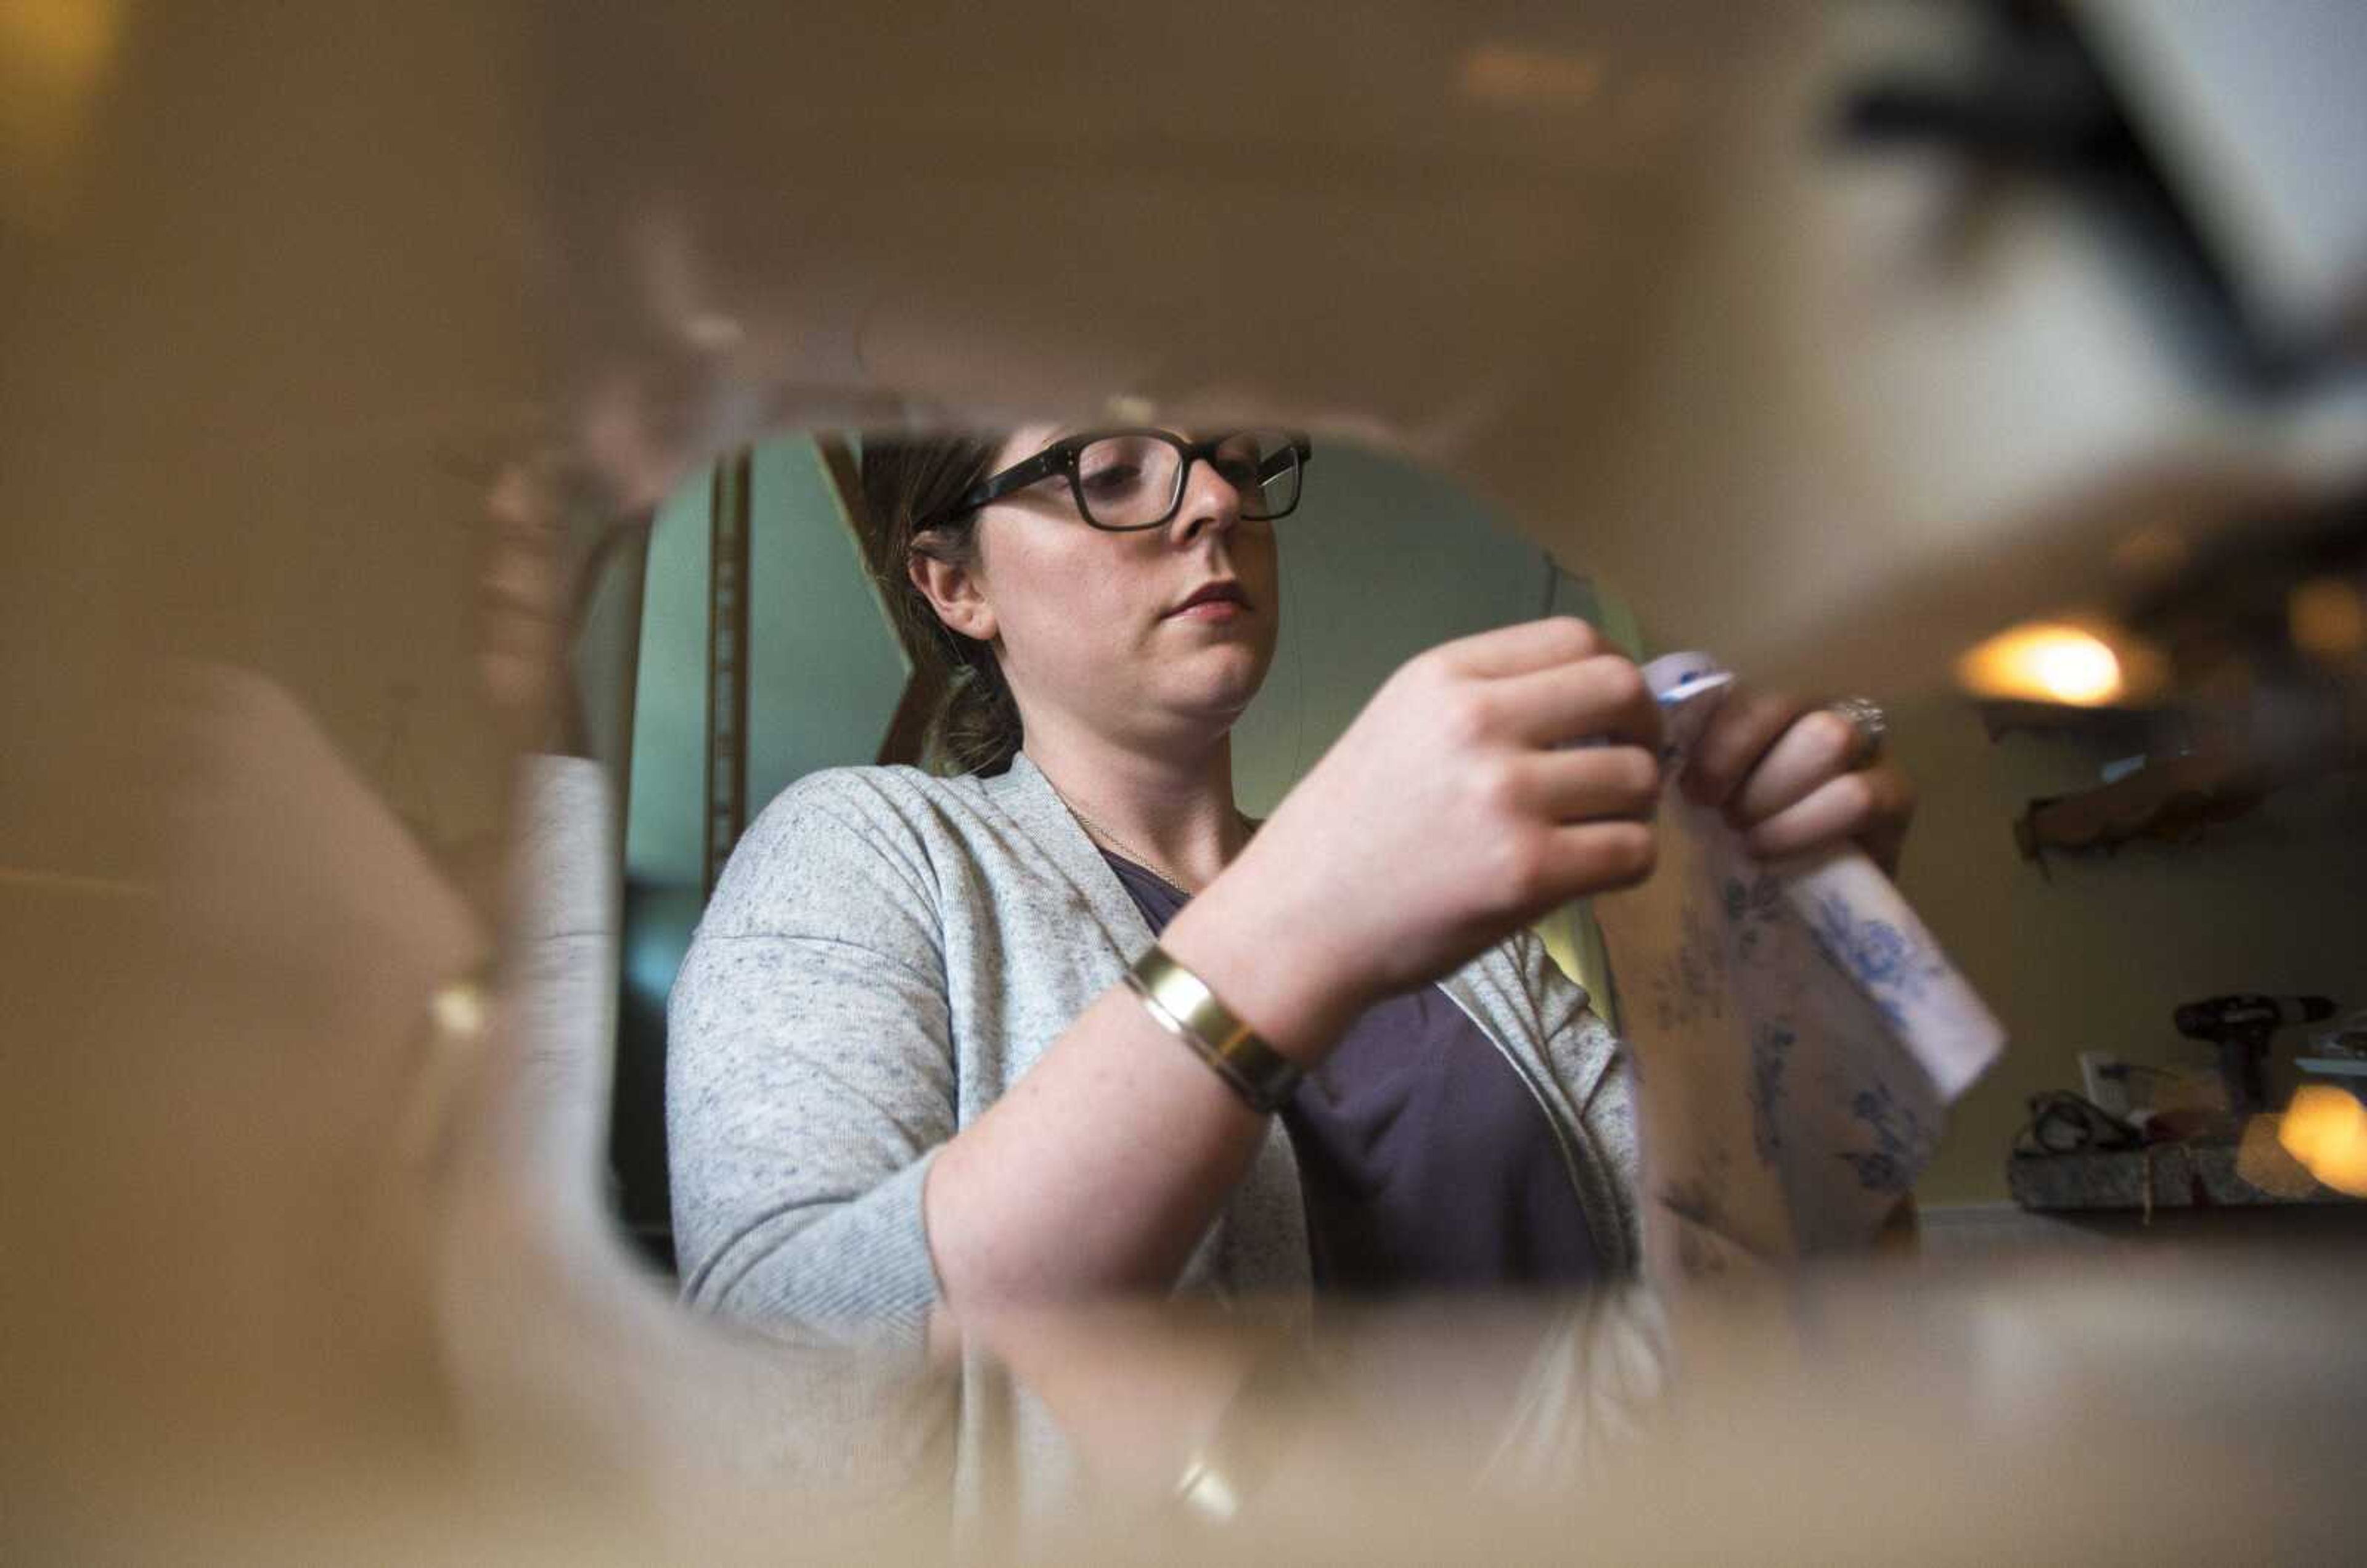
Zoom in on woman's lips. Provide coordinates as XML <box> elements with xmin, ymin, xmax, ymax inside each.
<box><xmin>1167</xmin><ymin>599</ymin><xmax>1245</xmax><ymax>622</ymax></box>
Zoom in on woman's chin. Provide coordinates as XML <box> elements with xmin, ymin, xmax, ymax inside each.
<box><xmin>1171</xmin><ymin>663</ymin><xmax>1271</xmax><ymax>726</ymax></box>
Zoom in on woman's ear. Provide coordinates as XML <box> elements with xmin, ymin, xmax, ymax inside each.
<box><xmin>907</xmin><ymin>533</ymin><xmax>997</xmax><ymax>644</ymax></box>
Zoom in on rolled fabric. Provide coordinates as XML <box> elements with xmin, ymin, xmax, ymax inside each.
<box><xmin>1595</xmin><ymin>653</ymin><xmax>2006</xmax><ymax>1259</ymax></box>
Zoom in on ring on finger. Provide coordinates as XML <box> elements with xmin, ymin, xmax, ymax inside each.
<box><xmin>1825</xmin><ymin>695</ymin><xmax>1887</xmax><ymax>767</ymax></box>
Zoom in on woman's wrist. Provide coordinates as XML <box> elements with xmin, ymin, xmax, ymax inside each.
<box><xmin>1156</xmin><ymin>870</ymin><xmax>1368</xmax><ymax>1069</ymax></box>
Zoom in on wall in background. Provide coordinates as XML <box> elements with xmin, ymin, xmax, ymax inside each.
<box><xmin>624</xmin><ymin>442</ymin><xmax>909</xmax><ymax>890</ymax></box>
<box><xmin>1891</xmin><ymin>695</ymin><xmax>2367</xmax><ymax>1202</ymax></box>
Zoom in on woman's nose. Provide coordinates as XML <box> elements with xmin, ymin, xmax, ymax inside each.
<box><xmin>1168</xmin><ymin>455</ymin><xmax>1244</xmax><ymax>545</ymax></box>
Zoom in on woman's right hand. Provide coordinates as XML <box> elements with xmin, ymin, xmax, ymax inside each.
<box><xmin>1184</xmin><ymin>618</ymin><xmax>1662</xmax><ymax>1050</ymax></box>
<box><xmin>926</xmin><ymin>618</ymin><xmax>1659</xmax><ymax>1303</ymax></box>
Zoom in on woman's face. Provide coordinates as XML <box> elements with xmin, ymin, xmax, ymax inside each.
<box><xmin>957</xmin><ymin>423</ymin><xmax>1282</xmax><ymax>754</ymax></box>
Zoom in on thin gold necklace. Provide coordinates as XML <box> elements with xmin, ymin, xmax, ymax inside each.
<box><xmin>1045</xmin><ymin>782</ymin><xmax>1246</xmax><ymax>897</ymax></box>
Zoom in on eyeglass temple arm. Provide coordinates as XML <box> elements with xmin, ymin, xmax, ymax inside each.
<box><xmin>956</xmin><ymin>444</ymin><xmax>1070</xmax><ymax>515</ymax></box>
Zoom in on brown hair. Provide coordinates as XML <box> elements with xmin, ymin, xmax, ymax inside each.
<box><xmin>856</xmin><ymin>435</ymin><xmax>1025</xmax><ymax>775</ymax></box>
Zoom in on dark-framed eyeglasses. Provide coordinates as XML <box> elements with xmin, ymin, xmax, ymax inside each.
<box><xmin>936</xmin><ymin>428</ymin><xmax>1313</xmax><ymax>533</ymax></box>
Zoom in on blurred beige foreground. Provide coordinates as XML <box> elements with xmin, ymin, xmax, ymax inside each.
<box><xmin>12</xmin><ymin>715</ymin><xmax>2364</xmax><ymax>1562</ymax></box>
<box><xmin>4</xmin><ymin>2</ymin><xmax>2365</xmax><ymax>1561</ymax></box>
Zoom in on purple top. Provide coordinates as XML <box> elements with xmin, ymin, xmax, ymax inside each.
<box><xmin>1100</xmin><ymin>851</ymin><xmax>1601</xmax><ymax>1294</ymax></box>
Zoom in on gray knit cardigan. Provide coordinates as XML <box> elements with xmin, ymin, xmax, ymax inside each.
<box><xmin>666</xmin><ymin>751</ymin><xmax>1640</xmax><ymax>1334</ymax></box>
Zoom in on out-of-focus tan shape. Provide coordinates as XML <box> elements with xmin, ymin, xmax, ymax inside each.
<box><xmin>2291</xmin><ymin>574</ymin><xmax>2367</xmax><ymax>661</ymax></box>
<box><xmin>2109</xmin><ymin>523</ymin><xmax>2192</xmax><ymax>579</ymax></box>
<box><xmin>2235</xmin><ymin>1111</ymin><xmax>2321</xmax><ymax>1199</ymax></box>
<box><xmin>1457</xmin><ymin>43</ymin><xmax>1605</xmax><ymax>108</ymax></box>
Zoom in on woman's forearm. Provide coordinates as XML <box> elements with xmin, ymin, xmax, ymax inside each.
<box><xmin>922</xmin><ymin>873</ymin><xmax>1362</xmax><ymax>1310</ymax></box>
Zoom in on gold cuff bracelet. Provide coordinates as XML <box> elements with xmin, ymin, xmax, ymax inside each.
<box><xmin>1124</xmin><ymin>944</ymin><xmax>1303</xmax><ymax>1115</ymax></box>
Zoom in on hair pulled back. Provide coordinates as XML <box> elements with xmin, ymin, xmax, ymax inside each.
<box><xmin>856</xmin><ymin>435</ymin><xmax>1024</xmax><ymax>776</ymax></box>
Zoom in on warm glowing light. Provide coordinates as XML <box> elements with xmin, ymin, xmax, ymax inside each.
<box><xmin>0</xmin><ymin>0</ymin><xmax>122</xmax><ymax>76</ymax></box>
<box><xmin>2276</xmin><ymin>1086</ymin><xmax>2367</xmax><ymax>1198</ymax></box>
<box><xmin>1956</xmin><ymin>622</ymin><xmax>2128</xmax><ymax>706</ymax></box>
<box><xmin>0</xmin><ymin>0</ymin><xmax>128</xmax><ymax>229</ymax></box>
<box><xmin>2289</xmin><ymin>576</ymin><xmax>2366</xmax><ymax>661</ymax></box>
<box><xmin>2032</xmin><ymin>639</ymin><xmax>2119</xmax><ymax>703</ymax></box>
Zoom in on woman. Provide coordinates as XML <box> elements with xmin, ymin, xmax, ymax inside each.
<box><xmin>666</xmin><ymin>427</ymin><xmax>1914</xmax><ymax>1331</ymax></box>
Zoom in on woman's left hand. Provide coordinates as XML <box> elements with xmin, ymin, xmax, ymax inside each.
<box><xmin>1680</xmin><ymin>687</ymin><xmax>1917</xmax><ymax>876</ymax></box>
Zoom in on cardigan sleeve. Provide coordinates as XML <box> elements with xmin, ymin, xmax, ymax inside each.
<box><xmin>666</xmin><ymin>771</ymin><xmax>957</xmax><ymax>1336</ymax></box>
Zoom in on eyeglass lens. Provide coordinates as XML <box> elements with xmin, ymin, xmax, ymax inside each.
<box><xmin>1074</xmin><ymin>431</ymin><xmax>1301</xmax><ymax>529</ymax></box>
